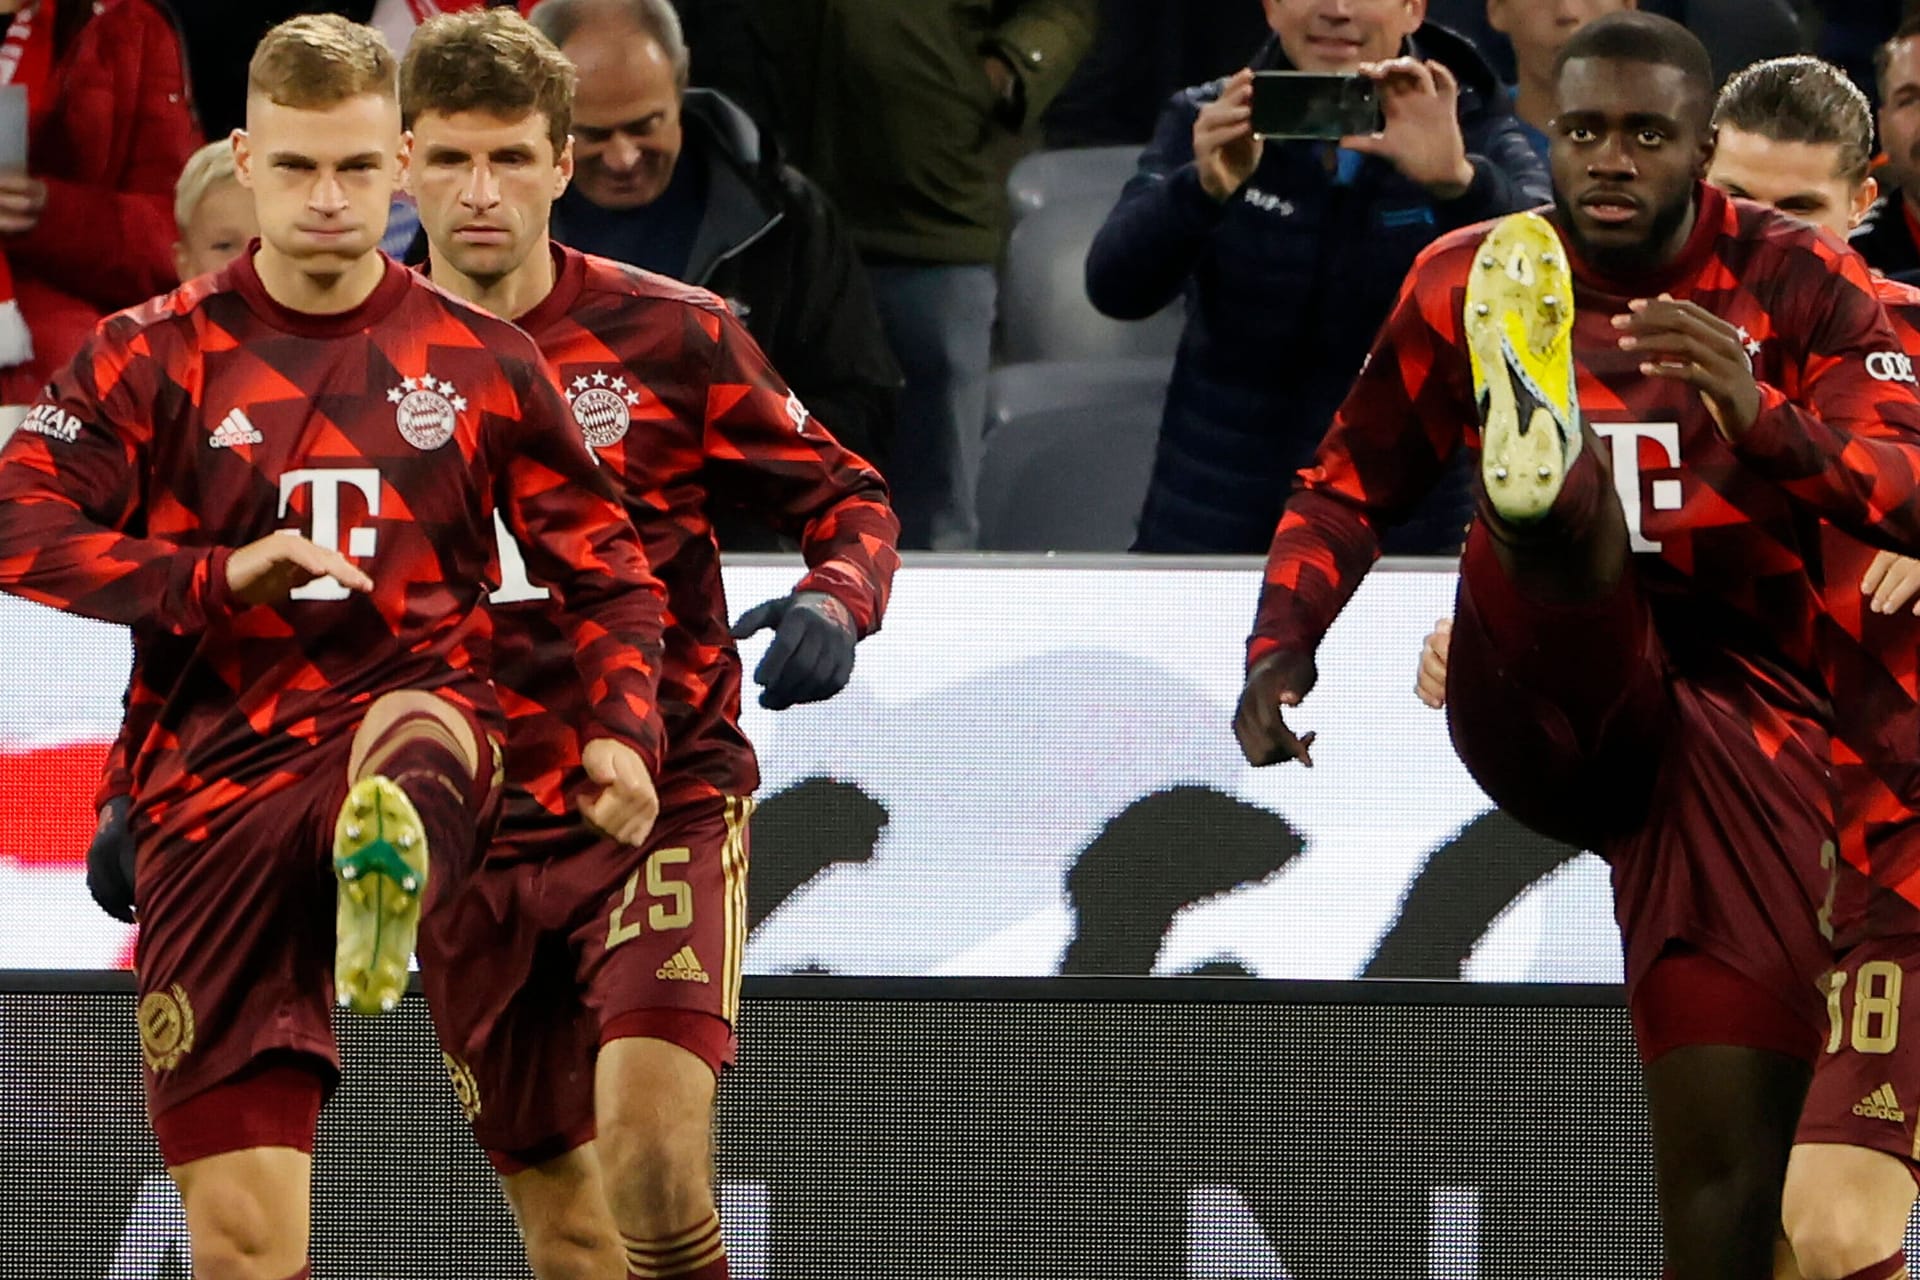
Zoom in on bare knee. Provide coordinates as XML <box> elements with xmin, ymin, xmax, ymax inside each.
<box><xmin>521</xmin><ymin>1206</ymin><xmax>622</xmax><ymax>1280</ymax></box>
<box><xmin>1783</xmin><ymin>1145</ymin><xmax>1913</xmax><ymax>1280</ymax></box>
<box><xmin>503</xmin><ymin>1146</ymin><xmax>623</xmax><ymax>1280</ymax></box>
<box><xmin>596</xmin><ymin>1038</ymin><xmax>718</xmax><ymax>1233</ymax></box>
<box><xmin>350</xmin><ymin>689</ymin><xmax>478</xmax><ymax>777</ymax></box>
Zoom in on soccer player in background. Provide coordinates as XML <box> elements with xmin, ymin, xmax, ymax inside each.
<box><xmin>1415</xmin><ymin>54</ymin><xmax>1920</xmax><ymax>1280</ymax></box>
<box><xmin>1233</xmin><ymin>14</ymin><xmax>1920</xmax><ymax>1277</ymax></box>
<box><xmin>0</xmin><ymin>15</ymin><xmax>669</xmax><ymax>1279</ymax></box>
<box><xmin>397</xmin><ymin>12</ymin><xmax>898</xmax><ymax>1279</ymax></box>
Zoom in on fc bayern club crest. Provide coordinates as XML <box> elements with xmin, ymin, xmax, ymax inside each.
<box><xmin>386</xmin><ymin>374</ymin><xmax>467</xmax><ymax>451</ymax></box>
<box><xmin>568</xmin><ymin>372</ymin><xmax>642</xmax><ymax>448</ymax></box>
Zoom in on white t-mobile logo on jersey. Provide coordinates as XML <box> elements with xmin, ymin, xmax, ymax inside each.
<box><xmin>490</xmin><ymin>509</ymin><xmax>551</xmax><ymax>604</ymax></box>
<box><xmin>278</xmin><ymin>468</ymin><xmax>381</xmax><ymax>600</ymax></box>
<box><xmin>1592</xmin><ymin>422</ymin><xmax>1683</xmax><ymax>553</ymax></box>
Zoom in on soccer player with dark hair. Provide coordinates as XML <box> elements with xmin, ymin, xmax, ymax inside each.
<box><xmin>395</xmin><ymin>11</ymin><xmax>898</xmax><ymax>1280</ymax></box>
<box><xmin>0</xmin><ymin>14</ymin><xmax>670</xmax><ymax>1279</ymax></box>
<box><xmin>1416</xmin><ymin>52</ymin><xmax>1920</xmax><ymax>1279</ymax></box>
<box><xmin>1235</xmin><ymin>13</ymin><xmax>1920</xmax><ymax>1276</ymax></box>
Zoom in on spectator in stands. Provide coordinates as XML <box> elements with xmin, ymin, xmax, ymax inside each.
<box><xmin>171</xmin><ymin>140</ymin><xmax>256</xmax><ymax>282</ymax></box>
<box><xmin>1086</xmin><ymin>0</ymin><xmax>1548</xmax><ymax>556</ymax></box>
<box><xmin>757</xmin><ymin>0</ymin><xmax>1099</xmax><ymax>550</ymax></box>
<box><xmin>0</xmin><ymin>0</ymin><xmax>201</xmax><ymax>405</ymax></box>
<box><xmin>1856</xmin><ymin>16</ymin><xmax>1920</xmax><ymax>279</ymax></box>
<box><xmin>1044</xmin><ymin>0</ymin><xmax>1272</xmax><ymax>148</ymax></box>
<box><xmin>528</xmin><ymin>0</ymin><xmax>900</xmax><ymax>475</ymax></box>
<box><xmin>1487</xmin><ymin>0</ymin><xmax>1636</xmax><ymax>163</ymax></box>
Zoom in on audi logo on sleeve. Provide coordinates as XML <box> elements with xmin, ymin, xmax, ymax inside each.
<box><xmin>1866</xmin><ymin>351</ymin><xmax>1918</xmax><ymax>384</ymax></box>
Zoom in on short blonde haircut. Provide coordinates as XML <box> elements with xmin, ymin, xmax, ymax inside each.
<box><xmin>174</xmin><ymin>140</ymin><xmax>240</xmax><ymax>234</ymax></box>
<box><xmin>248</xmin><ymin>13</ymin><xmax>397</xmax><ymax>110</ymax></box>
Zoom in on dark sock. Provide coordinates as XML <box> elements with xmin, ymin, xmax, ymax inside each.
<box><xmin>624</xmin><ymin>1214</ymin><xmax>728</xmax><ymax>1278</ymax></box>
<box><xmin>1837</xmin><ymin>1253</ymin><xmax>1908</xmax><ymax>1280</ymax></box>
<box><xmin>356</xmin><ymin>709</ymin><xmax>478</xmax><ymax>888</ymax></box>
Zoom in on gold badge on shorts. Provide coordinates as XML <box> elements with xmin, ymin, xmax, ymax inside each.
<box><xmin>442</xmin><ymin>1051</ymin><xmax>482</xmax><ymax>1122</ymax></box>
<box><xmin>137</xmin><ymin>984</ymin><xmax>196</xmax><ymax>1072</ymax></box>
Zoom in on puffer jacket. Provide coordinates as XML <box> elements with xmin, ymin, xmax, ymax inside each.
<box><xmin>1086</xmin><ymin>24</ymin><xmax>1549</xmax><ymax>555</ymax></box>
<box><xmin>3</xmin><ymin>0</ymin><xmax>201</xmax><ymax>399</ymax></box>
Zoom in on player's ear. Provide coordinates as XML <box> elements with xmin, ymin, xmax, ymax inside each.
<box><xmin>1696</xmin><ymin>122</ymin><xmax>1717</xmax><ymax>180</ymax></box>
<box><xmin>396</xmin><ymin>131</ymin><xmax>414</xmax><ymax>187</ymax></box>
<box><xmin>232</xmin><ymin>129</ymin><xmax>254</xmax><ymax>190</ymax></box>
<box><xmin>555</xmin><ymin>135</ymin><xmax>575</xmax><ymax>197</ymax></box>
<box><xmin>1853</xmin><ymin>174</ymin><xmax>1880</xmax><ymax>231</ymax></box>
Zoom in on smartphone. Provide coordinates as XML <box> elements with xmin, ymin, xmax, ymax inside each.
<box><xmin>0</xmin><ymin>84</ymin><xmax>24</xmax><ymax>171</ymax></box>
<box><xmin>1248</xmin><ymin>71</ymin><xmax>1382</xmax><ymax>141</ymax></box>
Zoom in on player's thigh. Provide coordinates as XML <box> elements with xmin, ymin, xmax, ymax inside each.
<box><xmin>595</xmin><ymin>1035</ymin><xmax>718</xmax><ymax>1162</ymax></box>
<box><xmin>169</xmin><ymin>1144</ymin><xmax>312</xmax><ymax>1278</ymax></box>
<box><xmin>1643</xmin><ymin>1043</ymin><xmax>1808</xmax><ymax>1188</ymax></box>
<box><xmin>1782</xmin><ymin>1143</ymin><xmax>1915</xmax><ymax>1276</ymax></box>
<box><xmin>500</xmin><ymin>1141</ymin><xmax>622</xmax><ymax>1280</ymax></box>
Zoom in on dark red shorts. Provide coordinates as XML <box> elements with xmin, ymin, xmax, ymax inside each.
<box><xmin>1632</xmin><ymin>945</ymin><xmax>1821</xmax><ymax>1066</ymax></box>
<box><xmin>419</xmin><ymin>790</ymin><xmax>750</xmax><ymax>1171</ymax></box>
<box><xmin>1796</xmin><ymin>934</ymin><xmax>1920</xmax><ymax>1164</ymax></box>
<box><xmin>1448</xmin><ymin>511</ymin><xmax>1834</xmax><ymax>1041</ymax></box>
<box><xmin>136</xmin><ymin>696</ymin><xmax>499</xmax><ymax>1165</ymax></box>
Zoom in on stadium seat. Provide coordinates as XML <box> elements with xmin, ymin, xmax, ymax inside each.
<box><xmin>1007</xmin><ymin>145</ymin><xmax>1142</xmax><ymax>221</ymax></box>
<box><xmin>1000</xmin><ymin>197</ymin><xmax>1185</xmax><ymax>363</ymax></box>
<box><xmin>976</xmin><ymin>360</ymin><xmax>1169</xmax><ymax>551</ymax></box>
<box><xmin>986</xmin><ymin>355</ymin><xmax>1173</xmax><ymax>433</ymax></box>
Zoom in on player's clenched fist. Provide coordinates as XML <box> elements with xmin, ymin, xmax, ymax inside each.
<box><xmin>1233</xmin><ymin>649</ymin><xmax>1319</xmax><ymax>767</ymax></box>
<box><xmin>226</xmin><ymin>531</ymin><xmax>375</xmax><ymax>604</ymax></box>
<box><xmin>1415</xmin><ymin>617</ymin><xmax>1452</xmax><ymax>709</ymax></box>
<box><xmin>578</xmin><ymin>737</ymin><xmax>660</xmax><ymax>847</ymax></box>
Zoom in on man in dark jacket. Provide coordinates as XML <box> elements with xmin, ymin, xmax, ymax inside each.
<box><xmin>756</xmin><ymin>0</ymin><xmax>1098</xmax><ymax>550</ymax></box>
<box><xmin>1855</xmin><ymin>16</ymin><xmax>1920</xmax><ymax>280</ymax></box>
<box><xmin>1086</xmin><ymin>0</ymin><xmax>1550</xmax><ymax>556</ymax></box>
<box><xmin>529</xmin><ymin>0</ymin><xmax>899</xmax><ymax>474</ymax></box>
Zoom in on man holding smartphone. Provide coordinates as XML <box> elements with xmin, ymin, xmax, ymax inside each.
<box><xmin>1086</xmin><ymin>0</ymin><xmax>1547</xmax><ymax>557</ymax></box>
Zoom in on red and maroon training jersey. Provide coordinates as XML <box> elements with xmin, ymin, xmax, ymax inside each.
<box><xmin>1819</xmin><ymin>275</ymin><xmax>1920</xmax><ymax>938</ymax></box>
<box><xmin>488</xmin><ymin>244</ymin><xmax>899</xmax><ymax>822</ymax></box>
<box><xmin>1251</xmin><ymin>185</ymin><xmax>1920</xmax><ymax>746</ymax></box>
<box><xmin>0</xmin><ymin>250</ymin><xmax>669</xmax><ymax>849</ymax></box>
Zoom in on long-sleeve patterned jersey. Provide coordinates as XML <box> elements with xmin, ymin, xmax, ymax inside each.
<box><xmin>489</xmin><ymin>244</ymin><xmax>899</xmax><ymax>823</ymax></box>
<box><xmin>1822</xmin><ymin>275</ymin><xmax>1920</xmax><ymax>939</ymax></box>
<box><xmin>1251</xmin><ymin>185</ymin><xmax>1920</xmax><ymax>737</ymax></box>
<box><xmin>0</xmin><ymin>250</ymin><xmax>668</xmax><ymax>847</ymax></box>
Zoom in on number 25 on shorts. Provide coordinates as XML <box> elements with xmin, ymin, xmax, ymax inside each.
<box><xmin>607</xmin><ymin>846</ymin><xmax>694</xmax><ymax>948</ymax></box>
<box><xmin>1825</xmin><ymin>960</ymin><xmax>1904</xmax><ymax>1055</ymax></box>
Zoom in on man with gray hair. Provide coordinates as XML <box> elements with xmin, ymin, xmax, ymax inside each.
<box><xmin>527</xmin><ymin>0</ymin><xmax>899</xmax><ymax>480</ymax></box>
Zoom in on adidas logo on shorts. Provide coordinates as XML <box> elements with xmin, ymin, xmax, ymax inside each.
<box><xmin>657</xmin><ymin>945</ymin><xmax>710</xmax><ymax>984</ymax></box>
<box><xmin>1853</xmin><ymin>1083</ymin><xmax>1906</xmax><ymax>1123</ymax></box>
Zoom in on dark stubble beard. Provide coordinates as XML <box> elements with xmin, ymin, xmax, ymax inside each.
<box><xmin>1552</xmin><ymin>185</ymin><xmax>1696</xmax><ymax>280</ymax></box>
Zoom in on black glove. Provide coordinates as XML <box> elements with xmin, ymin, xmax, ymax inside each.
<box><xmin>86</xmin><ymin>795</ymin><xmax>138</xmax><ymax>924</ymax></box>
<box><xmin>730</xmin><ymin>591</ymin><xmax>858</xmax><ymax>710</ymax></box>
